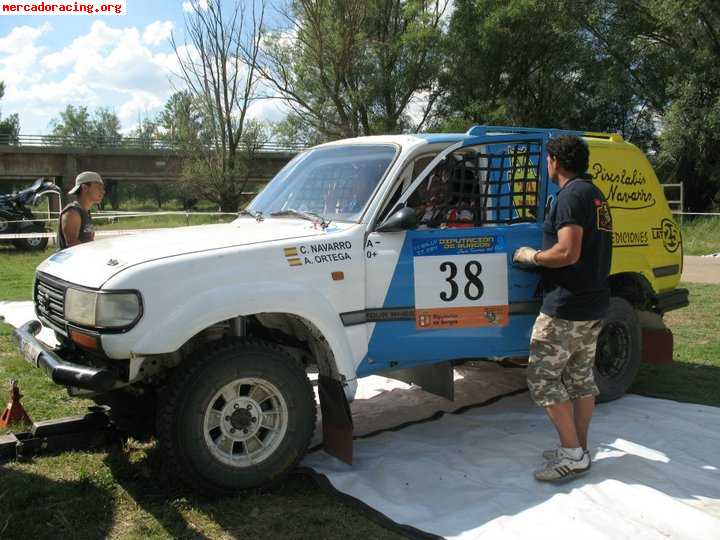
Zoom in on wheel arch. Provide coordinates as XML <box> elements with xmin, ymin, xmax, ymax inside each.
<box><xmin>609</xmin><ymin>272</ymin><xmax>655</xmax><ymax>310</ymax></box>
<box><xmin>129</xmin><ymin>283</ymin><xmax>355</xmax><ymax>381</ymax></box>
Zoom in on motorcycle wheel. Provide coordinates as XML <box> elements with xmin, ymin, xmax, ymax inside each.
<box><xmin>13</xmin><ymin>225</ymin><xmax>49</xmax><ymax>251</ymax></box>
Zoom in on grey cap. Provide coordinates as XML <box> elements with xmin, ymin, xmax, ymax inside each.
<box><xmin>68</xmin><ymin>171</ymin><xmax>104</xmax><ymax>194</ymax></box>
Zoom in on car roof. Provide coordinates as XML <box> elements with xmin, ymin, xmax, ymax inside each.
<box><xmin>316</xmin><ymin>125</ymin><xmax>625</xmax><ymax>152</ymax></box>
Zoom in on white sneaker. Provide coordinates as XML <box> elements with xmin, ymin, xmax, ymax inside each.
<box><xmin>534</xmin><ymin>449</ymin><xmax>591</xmax><ymax>482</ymax></box>
<box><xmin>542</xmin><ymin>448</ymin><xmax>590</xmax><ymax>461</ymax></box>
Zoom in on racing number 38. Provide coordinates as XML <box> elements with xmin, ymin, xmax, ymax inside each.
<box><xmin>439</xmin><ymin>260</ymin><xmax>485</xmax><ymax>302</ymax></box>
<box><xmin>413</xmin><ymin>252</ymin><xmax>509</xmax><ymax>330</ymax></box>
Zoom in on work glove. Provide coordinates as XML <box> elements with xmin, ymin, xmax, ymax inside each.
<box><xmin>513</xmin><ymin>246</ymin><xmax>539</xmax><ymax>268</ymax></box>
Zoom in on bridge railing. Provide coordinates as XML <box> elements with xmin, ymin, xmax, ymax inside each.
<box><xmin>0</xmin><ymin>134</ymin><xmax>307</xmax><ymax>153</ymax></box>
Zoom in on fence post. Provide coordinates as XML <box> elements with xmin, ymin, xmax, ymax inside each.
<box><xmin>662</xmin><ymin>182</ymin><xmax>683</xmax><ymax>225</ymax></box>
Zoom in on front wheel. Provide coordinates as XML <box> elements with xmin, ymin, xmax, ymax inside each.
<box><xmin>157</xmin><ymin>339</ymin><xmax>316</xmax><ymax>495</ymax></box>
<box><xmin>594</xmin><ymin>297</ymin><xmax>642</xmax><ymax>402</ymax></box>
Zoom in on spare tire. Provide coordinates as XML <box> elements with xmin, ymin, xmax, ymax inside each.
<box><xmin>594</xmin><ymin>297</ymin><xmax>642</xmax><ymax>402</ymax></box>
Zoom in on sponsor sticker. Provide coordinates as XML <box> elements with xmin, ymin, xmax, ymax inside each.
<box><xmin>413</xmin><ymin>237</ymin><xmax>509</xmax><ymax>329</ymax></box>
<box><xmin>285</xmin><ymin>240</ymin><xmax>354</xmax><ymax>267</ymax></box>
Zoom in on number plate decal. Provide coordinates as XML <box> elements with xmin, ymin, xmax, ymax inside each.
<box><xmin>413</xmin><ymin>237</ymin><xmax>509</xmax><ymax>329</ymax></box>
<box><xmin>19</xmin><ymin>336</ymin><xmax>43</xmax><ymax>367</ymax></box>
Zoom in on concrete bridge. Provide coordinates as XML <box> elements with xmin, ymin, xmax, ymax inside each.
<box><xmin>0</xmin><ymin>135</ymin><xmax>301</xmax><ymax>209</ymax></box>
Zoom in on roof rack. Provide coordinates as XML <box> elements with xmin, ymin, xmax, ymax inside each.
<box><xmin>465</xmin><ymin>125</ymin><xmax>623</xmax><ymax>142</ymax></box>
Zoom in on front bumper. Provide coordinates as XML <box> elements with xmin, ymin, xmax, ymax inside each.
<box><xmin>13</xmin><ymin>320</ymin><xmax>117</xmax><ymax>392</ymax></box>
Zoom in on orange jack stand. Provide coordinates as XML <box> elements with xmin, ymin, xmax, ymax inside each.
<box><xmin>0</xmin><ymin>380</ymin><xmax>33</xmax><ymax>428</ymax></box>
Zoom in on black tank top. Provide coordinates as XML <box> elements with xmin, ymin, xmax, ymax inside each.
<box><xmin>57</xmin><ymin>202</ymin><xmax>95</xmax><ymax>250</ymax></box>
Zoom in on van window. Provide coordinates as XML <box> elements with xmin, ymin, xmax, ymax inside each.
<box><xmin>377</xmin><ymin>153</ymin><xmax>438</xmax><ymax>224</ymax></box>
<box><xmin>407</xmin><ymin>143</ymin><xmax>541</xmax><ymax>228</ymax></box>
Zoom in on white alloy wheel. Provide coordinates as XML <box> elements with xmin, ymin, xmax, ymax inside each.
<box><xmin>203</xmin><ymin>377</ymin><xmax>289</xmax><ymax>467</ymax></box>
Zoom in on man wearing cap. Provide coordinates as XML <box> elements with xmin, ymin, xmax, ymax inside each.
<box><xmin>57</xmin><ymin>171</ymin><xmax>105</xmax><ymax>250</ymax></box>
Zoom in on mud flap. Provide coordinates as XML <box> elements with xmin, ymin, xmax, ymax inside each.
<box><xmin>385</xmin><ymin>361</ymin><xmax>454</xmax><ymax>401</ymax></box>
<box><xmin>642</xmin><ymin>328</ymin><xmax>674</xmax><ymax>364</ymax></box>
<box><xmin>637</xmin><ymin>311</ymin><xmax>674</xmax><ymax>364</ymax></box>
<box><xmin>318</xmin><ymin>375</ymin><xmax>353</xmax><ymax>465</ymax></box>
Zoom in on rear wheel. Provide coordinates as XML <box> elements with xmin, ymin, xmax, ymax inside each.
<box><xmin>157</xmin><ymin>339</ymin><xmax>316</xmax><ymax>495</ymax></box>
<box><xmin>13</xmin><ymin>235</ymin><xmax>48</xmax><ymax>251</ymax></box>
<box><xmin>594</xmin><ymin>297</ymin><xmax>642</xmax><ymax>402</ymax></box>
<box><xmin>12</xmin><ymin>224</ymin><xmax>48</xmax><ymax>251</ymax></box>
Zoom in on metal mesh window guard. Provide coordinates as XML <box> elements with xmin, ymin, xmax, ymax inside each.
<box><xmin>410</xmin><ymin>143</ymin><xmax>542</xmax><ymax>228</ymax></box>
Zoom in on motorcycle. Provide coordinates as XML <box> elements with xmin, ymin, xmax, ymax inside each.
<box><xmin>0</xmin><ymin>178</ymin><xmax>62</xmax><ymax>251</ymax></box>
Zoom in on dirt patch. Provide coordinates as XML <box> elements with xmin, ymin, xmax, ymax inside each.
<box><xmin>682</xmin><ymin>256</ymin><xmax>720</xmax><ymax>284</ymax></box>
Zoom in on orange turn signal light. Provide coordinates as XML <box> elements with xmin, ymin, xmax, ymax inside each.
<box><xmin>331</xmin><ymin>271</ymin><xmax>344</xmax><ymax>281</ymax></box>
<box><xmin>69</xmin><ymin>329</ymin><xmax>99</xmax><ymax>350</ymax></box>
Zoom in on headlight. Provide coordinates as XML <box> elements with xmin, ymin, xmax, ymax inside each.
<box><xmin>96</xmin><ymin>293</ymin><xmax>141</xmax><ymax>327</ymax></box>
<box><xmin>65</xmin><ymin>289</ymin><xmax>97</xmax><ymax>326</ymax></box>
<box><xmin>65</xmin><ymin>289</ymin><xmax>141</xmax><ymax>329</ymax></box>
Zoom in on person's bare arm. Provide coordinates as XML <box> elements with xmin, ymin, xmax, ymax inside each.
<box><xmin>535</xmin><ymin>224</ymin><xmax>583</xmax><ymax>268</ymax></box>
<box><xmin>60</xmin><ymin>210</ymin><xmax>82</xmax><ymax>247</ymax></box>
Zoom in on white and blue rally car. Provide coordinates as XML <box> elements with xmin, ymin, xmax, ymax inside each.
<box><xmin>14</xmin><ymin>125</ymin><xmax>687</xmax><ymax>493</ymax></box>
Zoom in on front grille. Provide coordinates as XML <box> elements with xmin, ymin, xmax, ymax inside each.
<box><xmin>35</xmin><ymin>273</ymin><xmax>68</xmax><ymax>332</ymax></box>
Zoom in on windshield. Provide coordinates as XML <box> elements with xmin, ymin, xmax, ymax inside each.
<box><xmin>248</xmin><ymin>144</ymin><xmax>398</xmax><ymax>222</ymax></box>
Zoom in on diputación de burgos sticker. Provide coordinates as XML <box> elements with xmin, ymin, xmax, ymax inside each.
<box><xmin>412</xmin><ymin>236</ymin><xmax>509</xmax><ymax>330</ymax></box>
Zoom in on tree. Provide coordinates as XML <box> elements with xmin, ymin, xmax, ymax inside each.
<box><xmin>259</xmin><ymin>0</ymin><xmax>448</xmax><ymax>139</ymax></box>
<box><xmin>50</xmin><ymin>105</ymin><xmax>122</xmax><ymax>146</ymax></box>
<box><xmin>157</xmin><ymin>90</ymin><xmax>204</xmax><ymax>148</ymax></box>
<box><xmin>272</xmin><ymin>112</ymin><xmax>324</xmax><ymax>148</ymax></box>
<box><xmin>573</xmin><ymin>0</ymin><xmax>720</xmax><ymax>210</ymax></box>
<box><xmin>0</xmin><ymin>81</ymin><xmax>19</xmax><ymax>144</ymax></box>
<box><xmin>135</xmin><ymin>182</ymin><xmax>175</xmax><ymax>209</ymax></box>
<box><xmin>131</xmin><ymin>115</ymin><xmax>159</xmax><ymax>148</ymax></box>
<box><xmin>171</xmin><ymin>0</ymin><xmax>266</xmax><ymax>212</ymax></box>
<box><xmin>433</xmin><ymin>0</ymin><xmax>654</xmax><ymax>145</ymax></box>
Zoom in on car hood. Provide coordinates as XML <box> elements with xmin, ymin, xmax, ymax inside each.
<box><xmin>38</xmin><ymin>218</ymin><xmax>354</xmax><ymax>289</ymax></box>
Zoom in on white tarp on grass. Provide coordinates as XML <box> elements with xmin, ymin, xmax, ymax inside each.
<box><xmin>0</xmin><ymin>301</ymin><xmax>58</xmax><ymax>347</ymax></box>
<box><xmin>2</xmin><ymin>301</ymin><xmax>719</xmax><ymax>539</ymax></box>
<box><xmin>303</xmin><ymin>392</ymin><xmax>720</xmax><ymax>540</ymax></box>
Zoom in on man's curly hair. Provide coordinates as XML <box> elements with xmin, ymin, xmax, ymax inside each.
<box><xmin>546</xmin><ymin>136</ymin><xmax>589</xmax><ymax>175</ymax></box>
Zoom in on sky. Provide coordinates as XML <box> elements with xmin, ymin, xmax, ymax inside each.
<box><xmin>0</xmin><ymin>0</ymin><xmax>289</xmax><ymax>135</ymax></box>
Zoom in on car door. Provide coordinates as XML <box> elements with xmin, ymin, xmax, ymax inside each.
<box><xmin>358</xmin><ymin>135</ymin><xmax>548</xmax><ymax>377</ymax></box>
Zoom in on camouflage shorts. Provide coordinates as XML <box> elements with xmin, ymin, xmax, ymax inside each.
<box><xmin>527</xmin><ymin>313</ymin><xmax>602</xmax><ymax>407</ymax></box>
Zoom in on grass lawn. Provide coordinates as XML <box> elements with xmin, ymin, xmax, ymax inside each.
<box><xmin>629</xmin><ymin>283</ymin><xmax>720</xmax><ymax>405</ymax></box>
<box><xmin>680</xmin><ymin>216</ymin><xmax>720</xmax><ymax>255</ymax></box>
<box><xmin>95</xmin><ymin>213</ymin><xmax>236</xmax><ymax>230</ymax></box>
<box><xmin>0</xmin><ymin>247</ymin><xmax>402</xmax><ymax>540</ymax></box>
<box><xmin>1</xmin><ymin>244</ymin><xmax>718</xmax><ymax>539</ymax></box>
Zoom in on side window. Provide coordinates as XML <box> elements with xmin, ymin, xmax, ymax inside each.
<box><xmin>409</xmin><ymin>143</ymin><xmax>541</xmax><ymax>229</ymax></box>
<box><xmin>377</xmin><ymin>153</ymin><xmax>438</xmax><ymax>224</ymax></box>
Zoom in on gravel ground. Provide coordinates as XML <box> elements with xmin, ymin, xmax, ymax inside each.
<box><xmin>682</xmin><ymin>256</ymin><xmax>720</xmax><ymax>284</ymax></box>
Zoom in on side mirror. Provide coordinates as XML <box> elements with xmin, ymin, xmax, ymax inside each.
<box><xmin>376</xmin><ymin>206</ymin><xmax>418</xmax><ymax>232</ymax></box>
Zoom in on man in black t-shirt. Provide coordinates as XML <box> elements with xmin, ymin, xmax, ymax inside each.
<box><xmin>513</xmin><ymin>136</ymin><xmax>612</xmax><ymax>483</ymax></box>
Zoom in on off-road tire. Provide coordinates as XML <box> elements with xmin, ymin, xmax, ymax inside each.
<box><xmin>157</xmin><ymin>339</ymin><xmax>316</xmax><ymax>495</ymax></box>
<box><xmin>594</xmin><ymin>297</ymin><xmax>642</xmax><ymax>402</ymax></box>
